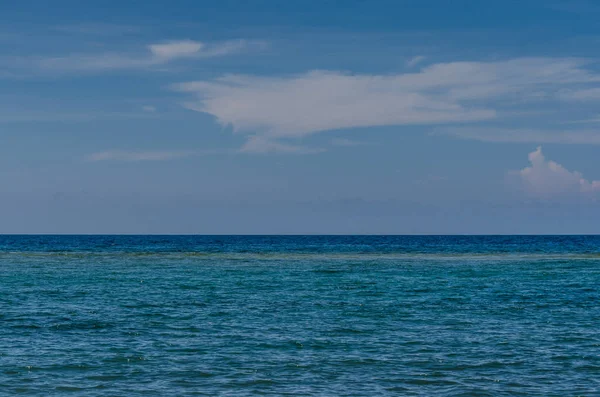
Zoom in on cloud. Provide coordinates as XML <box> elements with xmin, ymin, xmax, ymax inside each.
<box><xmin>4</xmin><ymin>39</ymin><xmax>264</xmax><ymax>74</ymax></box>
<box><xmin>558</xmin><ymin>87</ymin><xmax>600</xmax><ymax>101</ymax></box>
<box><xmin>86</xmin><ymin>150</ymin><xmax>196</xmax><ymax>162</ymax></box>
<box><xmin>86</xmin><ymin>147</ymin><xmax>242</xmax><ymax>161</ymax></box>
<box><xmin>563</xmin><ymin>116</ymin><xmax>600</xmax><ymax>124</ymax></box>
<box><xmin>239</xmin><ymin>136</ymin><xmax>324</xmax><ymax>154</ymax></box>
<box><xmin>173</xmin><ymin>58</ymin><xmax>600</xmax><ymax>144</ymax></box>
<box><xmin>330</xmin><ymin>138</ymin><xmax>368</xmax><ymax>147</ymax></box>
<box><xmin>142</xmin><ymin>105</ymin><xmax>157</xmax><ymax>113</ymax></box>
<box><xmin>440</xmin><ymin>127</ymin><xmax>600</xmax><ymax>144</ymax></box>
<box><xmin>175</xmin><ymin>70</ymin><xmax>496</xmax><ymax>138</ymax></box>
<box><xmin>148</xmin><ymin>40</ymin><xmax>204</xmax><ymax>61</ymax></box>
<box><xmin>406</xmin><ymin>55</ymin><xmax>426</xmax><ymax>67</ymax></box>
<box><xmin>87</xmin><ymin>139</ymin><xmax>324</xmax><ymax>159</ymax></box>
<box><xmin>516</xmin><ymin>146</ymin><xmax>600</xmax><ymax>197</ymax></box>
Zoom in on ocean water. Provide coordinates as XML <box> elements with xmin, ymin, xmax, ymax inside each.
<box><xmin>1</xmin><ymin>235</ymin><xmax>599</xmax><ymax>396</ymax></box>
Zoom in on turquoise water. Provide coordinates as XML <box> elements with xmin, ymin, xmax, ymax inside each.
<box><xmin>1</xmin><ymin>235</ymin><xmax>599</xmax><ymax>396</ymax></box>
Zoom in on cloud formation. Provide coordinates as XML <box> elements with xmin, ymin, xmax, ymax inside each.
<box><xmin>441</xmin><ymin>127</ymin><xmax>600</xmax><ymax>144</ymax></box>
<box><xmin>330</xmin><ymin>138</ymin><xmax>368</xmax><ymax>147</ymax></box>
<box><xmin>558</xmin><ymin>87</ymin><xmax>600</xmax><ymax>101</ymax></box>
<box><xmin>86</xmin><ymin>150</ymin><xmax>196</xmax><ymax>162</ymax></box>
<box><xmin>148</xmin><ymin>40</ymin><xmax>204</xmax><ymax>61</ymax></box>
<box><xmin>517</xmin><ymin>146</ymin><xmax>600</xmax><ymax>197</ymax></box>
<box><xmin>174</xmin><ymin>57</ymin><xmax>600</xmax><ymax>150</ymax></box>
<box><xmin>239</xmin><ymin>136</ymin><xmax>324</xmax><ymax>154</ymax></box>
<box><xmin>5</xmin><ymin>39</ymin><xmax>264</xmax><ymax>74</ymax></box>
<box><xmin>406</xmin><ymin>55</ymin><xmax>426</xmax><ymax>67</ymax></box>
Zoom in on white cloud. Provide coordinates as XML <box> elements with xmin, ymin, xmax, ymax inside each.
<box><xmin>564</xmin><ymin>116</ymin><xmax>600</xmax><ymax>124</ymax></box>
<box><xmin>86</xmin><ymin>150</ymin><xmax>195</xmax><ymax>162</ymax></box>
<box><xmin>330</xmin><ymin>138</ymin><xmax>368</xmax><ymax>147</ymax></box>
<box><xmin>89</xmin><ymin>139</ymin><xmax>324</xmax><ymax>159</ymax></box>
<box><xmin>148</xmin><ymin>40</ymin><xmax>204</xmax><ymax>61</ymax></box>
<box><xmin>175</xmin><ymin>70</ymin><xmax>496</xmax><ymax>138</ymax></box>
<box><xmin>440</xmin><ymin>127</ymin><xmax>600</xmax><ymax>144</ymax></box>
<box><xmin>5</xmin><ymin>39</ymin><xmax>263</xmax><ymax>74</ymax></box>
<box><xmin>173</xmin><ymin>58</ymin><xmax>600</xmax><ymax>144</ymax></box>
<box><xmin>86</xmin><ymin>147</ymin><xmax>241</xmax><ymax>161</ymax></box>
<box><xmin>142</xmin><ymin>105</ymin><xmax>157</xmax><ymax>113</ymax></box>
<box><xmin>239</xmin><ymin>136</ymin><xmax>324</xmax><ymax>154</ymax></box>
<box><xmin>406</xmin><ymin>55</ymin><xmax>426</xmax><ymax>67</ymax></box>
<box><xmin>558</xmin><ymin>87</ymin><xmax>600</xmax><ymax>101</ymax></box>
<box><xmin>516</xmin><ymin>146</ymin><xmax>600</xmax><ymax>197</ymax></box>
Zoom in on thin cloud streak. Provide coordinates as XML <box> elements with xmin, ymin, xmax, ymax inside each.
<box><xmin>330</xmin><ymin>138</ymin><xmax>369</xmax><ymax>147</ymax></box>
<box><xmin>558</xmin><ymin>87</ymin><xmax>600</xmax><ymax>101</ymax></box>
<box><xmin>86</xmin><ymin>150</ymin><xmax>196</xmax><ymax>162</ymax></box>
<box><xmin>406</xmin><ymin>55</ymin><xmax>426</xmax><ymax>67</ymax></box>
<box><xmin>440</xmin><ymin>127</ymin><xmax>600</xmax><ymax>144</ymax></box>
<box><xmin>2</xmin><ymin>39</ymin><xmax>266</xmax><ymax>75</ymax></box>
<box><xmin>85</xmin><ymin>148</ymin><xmax>234</xmax><ymax>162</ymax></box>
<box><xmin>84</xmin><ymin>143</ymin><xmax>317</xmax><ymax>161</ymax></box>
<box><xmin>239</xmin><ymin>136</ymin><xmax>325</xmax><ymax>154</ymax></box>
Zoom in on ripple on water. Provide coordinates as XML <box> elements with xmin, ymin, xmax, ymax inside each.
<box><xmin>1</xmin><ymin>235</ymin><xmax>600</xmax><ymax>396</ymax></box>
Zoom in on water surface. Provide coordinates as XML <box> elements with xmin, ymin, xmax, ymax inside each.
<box><xmin>1</xmin><ymin>236</ymin><xmax>599</xmax><ymax>396</ymax></box>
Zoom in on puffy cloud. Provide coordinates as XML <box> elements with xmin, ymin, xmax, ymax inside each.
<box><xmin>517</xmin><ymin>146</ymin><xmax>600</xmax><ymax>197</ymax></box>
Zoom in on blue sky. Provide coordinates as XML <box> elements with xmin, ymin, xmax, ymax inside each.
<box><xmin>1</xmin><ymin>0</ymin><xmax>600</xmax><ymax>234</ymax></box>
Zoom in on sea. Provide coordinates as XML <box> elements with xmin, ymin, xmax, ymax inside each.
<box><xmin>1</xmin><ymin>235</ymin><xmax>599</xmax><ymax>396</ymax></box>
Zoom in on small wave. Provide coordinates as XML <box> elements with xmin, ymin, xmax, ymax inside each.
<box><xmin>1</xmin><ymin>251</ymin><xmax>600</xmax><ymax>263</ymax></box>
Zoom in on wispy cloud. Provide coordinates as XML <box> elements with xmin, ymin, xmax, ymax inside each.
<box><xmin>3</xmin><ymin>39</ymin><xmax>266</xmax><ymax>75</ymax></box>
<box><xmin>86</xmin><ymin>147</ymin><xmax>259</xmax><ymax>161</ymax></box>
<box><xmin>173</xmin><ymin>58</ymin><xmax>600</xmax><ymax>149</ymax></box>
<box><xmin>406</xmin><ymin>55</ymin><xmax>426</xmax><ymax>67</ymax></box>
<box><xmin>86</xmin><ymin>150</ymin><xmax>197</xmax><ymax>162</ymax></box>
<box><xmin>86</xmin><ymin>141</ymin><xmax>317</xmax><ymax>159</ymax></box>
<box><xmin>566</xmin><ymin>117</ymin><xmax>600</xmax><ymax>124</ymax></box>
<box><xmin>239</xmin><ymin>136</ymin><xmax>324</xmax><ymax>154</ymax></box>
<box><xmin>148</xmin><ymin>40</ymin><xmax>205</xmax><ymax>61</ymax></box>
<box><xmin>330</xmin><ymin>138</ymin><xmax>368</xmax><ymax>147</ymax></box>
<box><xmin>558</xmin><ymin>87</ymin><xmax>600</xmax><ymax>101</ymax></box>
<box><xmin>514</xmin><ymin>146</ymin><xmax>600</xmax><ymax>197</ymax></box>
<box><xmin>440</xmin><ymin>127</ymin><xmax>600</xmax><ymax>144</ymax></box>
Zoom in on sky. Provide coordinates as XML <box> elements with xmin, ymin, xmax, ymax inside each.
<box><xmin>1</xmin><ymin>0</ymin><xmax>600</xmax><ymax>234</ymax></box>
